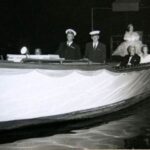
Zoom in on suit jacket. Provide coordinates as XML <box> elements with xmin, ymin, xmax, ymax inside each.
<box><xmin>120</xmin><ymin>54</ymin><xmax>141</xmax><ymax>67</ymax></box>
<box><xmin>85</xmin><ymin>42</ymin><xmax>106</xmax><ymax>63</ymax></box>
<box><xmin>56</xmin><ymin>42</ymin><xmax>81</xmax><ymax>60</ymax></box>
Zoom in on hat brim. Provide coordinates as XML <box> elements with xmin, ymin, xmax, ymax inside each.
<box><xmin>65</xmin><ymin>29</ymin><xmax>77</xmax><ymax>36</ymax></box>
<box><xmin>89</xmin><ymin>31</ymin><xmax>100</xmax><ymax>35</ymax></box>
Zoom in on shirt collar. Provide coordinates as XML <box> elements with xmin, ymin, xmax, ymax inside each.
<box><xmin>93</xmin><ymin>41</ymin><xmax>99</xmax><ymax>46</ymax></box>
<box><xmin>67</xmin><ymin>41</ymin><xmax>73</xmax><ymax>46</ymax></box>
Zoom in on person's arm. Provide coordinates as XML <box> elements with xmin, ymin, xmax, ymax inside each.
<box><xmin>136</xmin><ymin>55</ymin><xmax>141</xmax><ymax>65</ymax></box>
<box><xmin>131</xmin><ymin>55</ymin><xmax>140</xmax><ymax>66</ymax></box>
<box><xmin>120</xmin><ymin>56</ymin><xmax>128</xmax><ymax>67</ymax></box>
<box><xmin>123</xmin><ymin>31</ymin><xmax>128</xmax><ymax>41</ymax></box>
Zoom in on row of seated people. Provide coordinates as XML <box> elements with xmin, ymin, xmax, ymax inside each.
<box><xmin>119</xmin><ymin>45</ymin><xmax>150</xmax><ymax>67</ymax></box>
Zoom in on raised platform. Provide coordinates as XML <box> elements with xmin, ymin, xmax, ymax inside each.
<box><xmin>0</xmin><ymin>61</ymin><xmax>150</xmax><ymax>143</ymax></box>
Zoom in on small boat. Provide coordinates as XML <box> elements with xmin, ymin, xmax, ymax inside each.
<box><xmin>0</xmin><ymin>61</ymin><xmax>150</xmax><ymax>143</ymax></box>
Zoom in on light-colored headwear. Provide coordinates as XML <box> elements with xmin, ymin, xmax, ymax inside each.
<box><xmin>89</xmin><ymin>30</ymin><xmax>100</xmax><ymax>36</ymax></box>
<box><xmin>20</xmin><ymin>46</ymin><xmax>28</xmax><ymax>54</ymax></box>
<box><xmin>65</xmin><ymin>29</ymin><xmax>77</xmax><ymax>36</ymax></box>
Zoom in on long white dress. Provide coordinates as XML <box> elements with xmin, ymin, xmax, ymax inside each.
<box><xmin>112</xmin><ymin>31</ymin><xmax>143</xmax><ymax>57</ymax></box>
<box><xmin>140</xmin><ymin>55</ymin><xmax>150</xmax><ymax>64</ymax></box>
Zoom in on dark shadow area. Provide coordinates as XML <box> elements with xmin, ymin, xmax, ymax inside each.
<box><xmin>0</xmin><ymin>97</ymin><xmax>150</xmax><ymax>146</ymax></box>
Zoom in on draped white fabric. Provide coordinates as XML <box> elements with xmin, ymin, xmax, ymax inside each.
<box><xmin>0</xmin><ymin>68</ymin><xmax>150</xmax><ymax>122</ymax></box>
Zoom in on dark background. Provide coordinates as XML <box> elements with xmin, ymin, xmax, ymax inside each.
<box><xmin>0</xmin><ymin>0</ymin><xmax>150</xmax><ymax>59</ymax></box>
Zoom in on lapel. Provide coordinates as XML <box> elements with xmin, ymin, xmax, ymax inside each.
<box><xmin>90</xmin><ymin>42</ymin><xmax>98</xmax><ymax>49</ymax></box>
<box><xmin>90</xmin><ymin>42</ymin><xmax>94</xmax><ymax>49</ymax></box>
<box><xmin>66</xmin><ymin>42</ymin><xmax>76</xmax><ymax>49</ymax></box>
<box><xmin>96</xmin><ymin>42</ymin><xmax>101</xmax><ymax>50</ymax></box>
<box><xmin>131</xmin><ymin>55</ymin><xmax>137</xmax><ymax>62</ymax></box>
<box><xmin>92</xmin><ymin>42</ymin><xmax>100</xmax><ymax>50</ymax></box>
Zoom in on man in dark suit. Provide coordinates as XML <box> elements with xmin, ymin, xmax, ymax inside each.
<box><xmin>57</xmin><ymin>29</ymin><xmax>81</xmax><ymax>60</ymax></box>
<box><xmin>85</xmin><ymin>30</ymin><xmax>106</xmax><ymax>63</ymax></box>
<box><xmin>120</xmin><ymin>45</ymin><xmax>140</xmax><ymax>67</ymax></box>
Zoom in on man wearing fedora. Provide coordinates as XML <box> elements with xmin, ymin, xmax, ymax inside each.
<box><xmin>57</xmin><ymin>29</ymin><xmax>81</xmax><ymax>60</ymax></box>
<box><xmin>85</xmin><ymin>30</ymin><xmax>106</xmax><ymax>63</ymax></box>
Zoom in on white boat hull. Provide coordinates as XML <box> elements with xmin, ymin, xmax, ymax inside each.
<box><xmin>0</xmin><ymin>66</ymin><xmax>150</xmax><ymax>123</ymax></box>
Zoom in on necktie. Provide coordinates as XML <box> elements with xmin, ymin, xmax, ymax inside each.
<box><xmin>93</xmin><ymin>43</ymin><xmax>97</xmax><ymax>49</ymax></box>
<box><xmin>128</xmin><ymin>56</ymin><xmax>132</xmax><ymax>65</ymax></box>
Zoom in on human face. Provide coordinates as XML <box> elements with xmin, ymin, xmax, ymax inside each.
<box><xmin>143</xmin><ymin>46</ymin><xmax>148</xmax><ymax>55</ymax></box>
<box><xmin>35</xmin><ymin>49</ymin><xmax>41</xmax><ymax>55</ymax></box>
<box><xmin>67</xmin><ymin>33</ymin><xmax>74</xmax><ymax>42</ymax></box>
<box><xmin>91</xmin><ymin>35</ymin><xmax>99</xmax><ymax>42</ymax></box>
<box><xmin>128</xmin><ymin>24</ymin><xmax>134</xmax><ymax>32</ymax></box>
<box><xmin>129</xmin><ymin>47</ymin><xmax>135</xmax><ymax>56</ymax></box>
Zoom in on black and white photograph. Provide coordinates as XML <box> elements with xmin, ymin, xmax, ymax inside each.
<box><xmin>0</xmin><ymin>0</ymin><xmax>150</xmax><ymax>149</ymax></box>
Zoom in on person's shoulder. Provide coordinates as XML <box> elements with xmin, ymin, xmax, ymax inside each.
<box><xmin>123</xmin><ymin>31</ymin><xmax>130</xmax><ymax>40</ymax></box>
<box><xmin>124</xmin><ymin>55</ymin><xmax>129</xmax><ymax>58</ymax></box>
<box><xmin>135</xmin><ymin>54</ymin><xmax>140</xmax><ymax>58</ymax></box>
<box><xmin>133</xmin><ymin>31</ymin><xmax>139</xmax><ymax>36</ymax></box>
<box><xmin>99</xmin><ymin>42</ymin><xmax>106</xmax><ymax>46</ymax></box>
<box><xmin>71</xmin><ymin>43</ymin><xmax>80</xmax><ymax>50</ymax></box>
<box><xmin>124</xmin><ymin>31</ymin><xmax>128</xmax><ymax>36</ymax></box>
<box><xmin>72</xmin><ymin>42</ymin><xmax>80</xmax><ymax>48</ymax></box>
<box><xmin>99</xmin><ymin>42</ymin><xmax>106</xmax><ymax>49</ymax></box>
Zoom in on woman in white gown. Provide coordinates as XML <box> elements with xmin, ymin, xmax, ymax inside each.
<box><xmin>112</xmin><ymin>24</ymin><xmax>143</xmax><ymax>57</ymax></box>
<box><xmin>140</xmin><ymin>45</ymin><xmax>150</xmax><ymax>64</ymax></box>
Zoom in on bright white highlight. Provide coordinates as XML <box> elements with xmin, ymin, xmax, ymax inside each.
<box><xmin>20</xmin><ymin>46</ymin><xmax>28</xmax><ymax>55</ymax></box>
<box><xmin>0</xmin><ymin>68</ymin><xmax>150</xmax><ymax>122</ymax></box>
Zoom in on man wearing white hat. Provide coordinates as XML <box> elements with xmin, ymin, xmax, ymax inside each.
<box><xmin>85</xmin><ymin>30</ymin><xmax>106</xmax><ymax>63</ymax></box>
<box><xmin>56</xmin><ymin>29</ymin><xmax>81</xmax><ymax>60</ymax></box>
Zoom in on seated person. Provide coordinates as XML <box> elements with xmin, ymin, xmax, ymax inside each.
<box><xmin>56</xmin><ymin>29</ymin><xmax>81</xmax><ymax>60</ymax></box>
<box><xmin>112</xmin><ymin>24</ymin><xmax>143</xmax><ymax>57</ymax></box>
<box><xmin>0</xmin><ymin>55</ymin><xmax>3</xmax><ymax>60</ymax></box>
<box><xmin>35</xmin><ymin>48</ymin><xmax>42</xmax><ymax>55</ymax></box>
<box><xmin>120</xmin><ymin>45</ymin><xmax>140</xmax><ymax>67</ymax></box>
<box><xmin>140</xmin><ymin>45</ymin><xmax>150</xmax><ymax>64</ymax></box>
<box><xmin>20</xmin><ymin>46</ymin><xmax>30</xmax><ymax>55</ymax></box>
<box><xmin>85</xmin><ymin>30</ymin><xmax>106</xmax><ymax>63</ymax></box>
